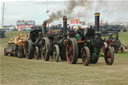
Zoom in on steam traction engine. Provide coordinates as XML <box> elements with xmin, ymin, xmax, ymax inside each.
<box><xmin>52</xmin><ymin>16</ymin><xmax>73</xmax><ymax>62</ymax></box>
<box><xmin>88</xmin><ymin>13</ymin><xmax>114</xmax><ymax>65</ymax></box>
<box><xmin>41</xmin><ymin>13</ymin><xmax>114</xmax><ymax>66</ymax></box>
<box><xmin>25</xmin><ymin>26</ymin><xmax>42</xmax><ymax>59</ymax></box>
<box><xmin>41</xmin><ymin>21</ymin><xmax>57</xmax><ymax>61</ymax></box>
<box><xmin>65</xmin><ymin>13</ymin><xmax>114</xmax><ymax>66</ymax></box>
<box><xmin>52</xmin><ymin>16</ymin><xmax>90</xmax><ymax>65</ymax></box>
<box><xmin>41</xmin><ymin>16</ymin><xmax>69</xmax><ymax>62</ymax></box>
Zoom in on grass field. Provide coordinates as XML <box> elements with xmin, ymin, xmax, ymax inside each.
<box><xmin>0</xmin><ymin>31</ymin><xmax>128</xmax><ymax>85</ymax></box>
<box><xmin>119</xmin><ymin>32</ymin><xmax>128</xmax><ymax>45</ymax></box>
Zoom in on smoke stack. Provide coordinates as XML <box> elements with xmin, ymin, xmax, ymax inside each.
<box><xmin>42</xmin><ymin>21</ymin><xmax>47</xmax><ymax>35</ymax></box>
<box><xmin>63</xmin><ymin>16</ymin><xmax>67</xmax><ymax>35</ymax></box>
<box><xmin>95</xmin><ymin>13</ymin><xmax>100</xmax><ymax>31</ymax></box>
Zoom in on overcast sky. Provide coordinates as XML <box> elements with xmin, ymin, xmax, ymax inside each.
<box><xmin>1</xmin><ymin>0</ymin><xmax>128</xmax><ymax>25</ymax></box>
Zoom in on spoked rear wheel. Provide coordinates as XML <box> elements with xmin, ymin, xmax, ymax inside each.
<box><xmin>104</xmin><ymin>47</ymin><xmax>114</xmax><ymax>65</ymax></box>
<box><xmin>52</xmin><ymin>45</ymin><xmax>60</xmax><ymax>62</ymax></box>
<box><xmin>81</xmin><ymin>47</ymin><xmax>90</xmax><ymax>66</ymax></box>
<box><xmin>26</xmin><ymin>40</ymin><xmax>34</xmax><ymax>59</ymax></box>
<box><xmin>41</xmin><ymin>38</ymin><xmax>50</xmax><ymax>61</ymax></box>
<box><xmin>66</xmin><ymin>38</ymin><xmax>78</xmax><ymax>64</ymax></box>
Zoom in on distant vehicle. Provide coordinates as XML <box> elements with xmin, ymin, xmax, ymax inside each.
<box><xmin>69</xmin><ymin>24</ymin><xmax>87</xmax><ymax>30</ymax></box>
<box><xmin>23</xmin><ymin>27</ymin><xmax>32</xmax><ymax>31</ymax></box>
<box><xmin>100</xmin><ymin>24</ymin><xmax>123</xmax><ymax>32</ymax></box>
<box><xmin>0</xmin><ymin>28</ymin><xmax>5</xmax><ymax>38</ymax></box>
<box><xmin>100</xmin><ymin>24</ymin><xmax>124</xmax><ymax>36</ymax></box>
<box><xmin>123</xmin><ymin>29</ymin><xmax>128</xmax><ymax>32</ymax></box>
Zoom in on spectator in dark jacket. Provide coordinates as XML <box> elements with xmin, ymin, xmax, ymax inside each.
<box><xmin>69</xmin><ymin>27</ymin><xmax>76</xmax><ymax>38</ymax></box>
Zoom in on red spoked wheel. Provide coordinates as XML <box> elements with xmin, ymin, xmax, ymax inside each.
<box><xmin>52</xmin><ymin>45</ymin><xmax>60</xmax><ymax>62</ymax></box>
<box><xmin>81</xmin><ymin>47</ymin><xmax>90</xmax><ymax>66</ymax></box>
<box><xmin>104</xmin><ymin>47</ymin><xmax>114</xmax><ymax>65</ymax></box>
<box><xmin>66</xmin><ymin>38</ymin><xmax>78</xmax><ymax>64</ymax></box>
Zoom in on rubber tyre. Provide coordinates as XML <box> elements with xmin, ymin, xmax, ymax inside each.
<box><xmin>81</xmin><ymin>47</ymin><xmax>91</xmax><ymax>66</ymax></box>
<box><xmin>104</xmin><ymin>47</ymin><xmax>114</xmax><ymax>65</ymax></box>
<box><xmin>52</xmin><ymin>45</ymin><xmax>60</xmax><ymax>62</ymax></box>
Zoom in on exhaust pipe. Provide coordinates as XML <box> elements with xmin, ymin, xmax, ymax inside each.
<box><xmin>95</xmin><ymin>13</ymin><xmax>100</xmax><ymax>31</ymax></box>
<box><xmin>42</xmin><ymin>21</ymin><xmax>47</xmax><ymax>36</ymax></box>
<box><xmin>63</xmin><ymin>16</ymin><xmax>67</xmax><ymax>35</ymax></box>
